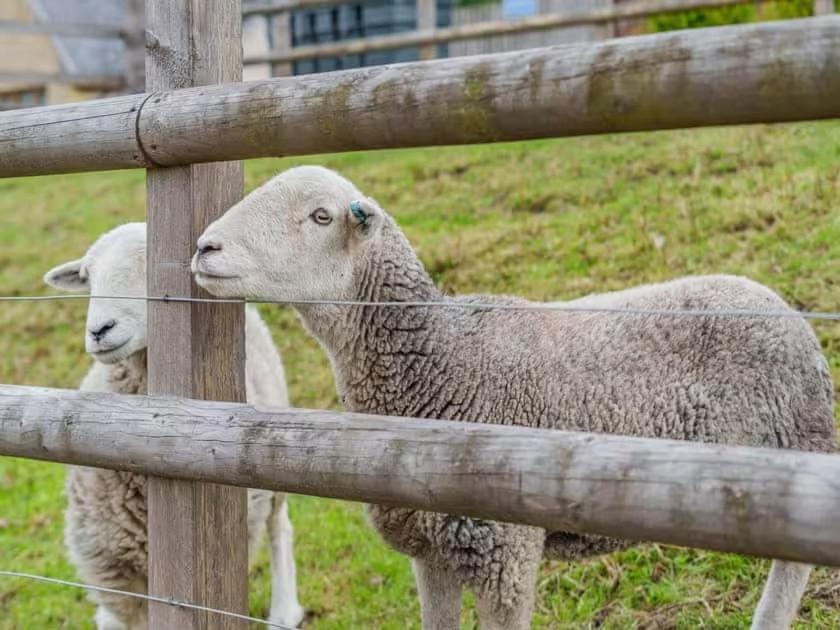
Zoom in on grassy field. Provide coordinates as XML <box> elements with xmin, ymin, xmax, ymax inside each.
<box><xmin>0</xmin><ymin>121</ymin><xmax>838</xmax><ymax>629</ymax></box>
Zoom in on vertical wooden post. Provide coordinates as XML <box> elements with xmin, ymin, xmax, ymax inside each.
<box><xmin>123</xmin><ymin>0</ymin><xmax>145</xmax><ymax>93</ymax></box>
<box><xmin>269</xmin><ymin>11</ymin><xmax>294</xmax><ymax>77</ymax></box>
<box><xmin>417</xmin><ymin>0</ymin><xmax>437</xmax><ymax>60</ymax></box>
<box><xmin>145</xmin><ymin>1</ymin><xmax>248</xmax><ymax>629</ymax></box>
<box><xmin>604</xmin><ymin>0</ymin><xmax>617</xmax><ymax>39</ymax></box>
<box><xmin>243</xmin><ymin>13</ymin><xmax>272</xmax><ymax>81</ymax></box>
<box><xmin>814</xmin><ymin>0</ymin><xmax>835</xmax><ymax>15</ymax></box>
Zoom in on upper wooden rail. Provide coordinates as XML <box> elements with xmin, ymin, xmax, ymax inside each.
<box><xmin>0</xmin><ymin>72</ymin><xmax>123</xmax><ymax>89</ymax></box>
<box><xmin>240</xmin><ymin>0</ymin><xmax>758</xmax><ymax>17</ymax></box>
<box><xmin>1</xmin><ymin>17</ymin><xmax>838</xmax><ymax>179</ymax></box>
<box><xmin>0</xmin><ymin>20</ymin><xmax>124</xmax><ymax>38</ymax></box>
<box><xmin>243</xmin><ymin>0</ymin><xmax>756</xmax><ymax>64</ymax></box>
<box><xmin>1</xmin><ymin>383</ymin><xmax>839</xmax><ymax>566</ymax></box>
<box><xmin>242</xmin><ymin>0</ymin><xmax>341</xmax><ymax>15</ymax></box>
<box><xmin>0</xmin><ymin>0</ymin><xmax>759</xmax><ymax>28</ymax></box>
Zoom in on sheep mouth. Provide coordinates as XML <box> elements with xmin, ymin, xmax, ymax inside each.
<box><xmin>195</xmin><ymin>271</ymin><xmax>239</xmax><ymax>281</ymax></box>
<box><xmin>91</xmin><ymin>339</ymin><xmax>130</xmax><ymax>359</ymax></box>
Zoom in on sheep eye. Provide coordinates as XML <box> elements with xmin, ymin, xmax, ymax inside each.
<box><xmin>311</xmin><ymin>208</ymin><xmax>332</xmax><ymax>225</ymax></box>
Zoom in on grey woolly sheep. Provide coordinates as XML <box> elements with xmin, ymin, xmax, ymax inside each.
<box><xmin>44</xmin><ymin>223</ymin><xmax>304</xmax><ymax>630</ymax></box>
<box><xmin>192</xmin><ymin>166</ymin><xmax>835</xmax><ymax>630</ymax></box>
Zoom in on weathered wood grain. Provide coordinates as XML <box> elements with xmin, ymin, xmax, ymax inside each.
<box><xmin>1</xmin><ymin>17</ymin><xmax>839</xmax><ymax>178</ymax></box>
<box><xmin>2</xmin><ymin>384</ymin><xmax>840</xmax><ymax>567</ymax></box>
<box><xmin>145</xmin><ymin>1</ymin><xmax>247</xmax><ymax>628</ymax></box>
<box><xmin>136</xmin><ymin>16</ymin><xmax>840</xmax><ymax>163</ymax></box>
<box><xmin>244</xmin><ymin>0</ymin><xmax>756</xmax><ymax>64</ymax></box>
<box><xmin>0</xmin><ymin>94</ymin><xmax>145</xmax><ymax>174</ymax></box>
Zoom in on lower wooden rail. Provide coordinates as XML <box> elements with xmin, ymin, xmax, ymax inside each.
<box><xmin>1</xmin><ymin>384</ymin><xmax>838</xmax><ymax>566</ymax></box>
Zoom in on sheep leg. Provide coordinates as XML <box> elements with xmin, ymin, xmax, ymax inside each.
<box><xmin>92</xmin><ymin>591</ymin><xmax>147</xmax><ymax>630</ymax></box>
<box><xmin>750</xmin><ymin>560</ymin><xmax>811</xmax><ymax>630</ymax></box>
<box><xmin>94</xmin><ymin>605</ymin><xmax>126</xmax><ymax>630</ymax></box>
<box><xmin>246</xmin><ymin>488</ymin><xmax>272</xmax><ymax>565</ymax></box>
<box><xmin>412</xmin><ymin>558</ymin><xmax>463</xmax><ymax>630</ymax></box>
<box><xmin>473</xmin><ymin>558</ymin><xmax>539</xmax><ymax>630</ymax></box>
<box><xmin>267</xmin><ymin>494</ymin><xmax>305</xmax><ymax>628</ymax></box>
<box><xmin>452</xmin><ymin>522</ymin><xmax>541</xmax><ymax>630</ymax></box>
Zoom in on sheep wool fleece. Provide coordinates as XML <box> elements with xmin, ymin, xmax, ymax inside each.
<box><xmin>65</xmin><ymin>309</ymin><xmax>292</xmax><ymax>628</ymax></box>
<box><xmin>297</xmin><ymin>217</ymin><xmax>836</xmax><ymax>622</ymax></box>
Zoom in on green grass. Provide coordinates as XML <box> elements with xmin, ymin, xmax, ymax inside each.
<box><xmin>0</xmin><ymin>121</ymin><xmax>839</xmax><ymax>628</ymax></box>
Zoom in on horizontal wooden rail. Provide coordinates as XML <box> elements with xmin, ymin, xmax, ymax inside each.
<box><xmin>240</xmin><ymin>0</ymin><xmax>751</xmax><ymax>17</ymax></box>
<box><xmin>1</xmin><ymin>17</ymin><xmax>839</xmax><ymax>178</ymax></box>
<box><xmin>1</xmin><ymin>384</ymin><xmax>839</xmax><ymax>566</ymax></box>
<box><xmin>242</xmin><ymin>0</ymin><xmax>342</xmax><ymax>15</ymax></box>
<box><xmin>0</xmin><ymin>21</ymin><xmax>124</xmax><ymax>38</ymax></box>
<box><xmin>244</xmin><ymin>0</ymin><xmax>756</xmax><ymax>64</ymax></box>
<box><xmin>0</xmin><ymin>72</ymin><xmax>123</xmax><ymax>89</ymax></box>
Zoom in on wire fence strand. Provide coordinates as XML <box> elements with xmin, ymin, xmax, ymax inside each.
<box><xmin>0</xmin><ymin>570</ymin><xmax>294</xmax><ymax>629</ymax></box>
<box><xmin>0</xmin><ymin>293</ymin><xmax>838</xmax><ymax>321</ymax></box>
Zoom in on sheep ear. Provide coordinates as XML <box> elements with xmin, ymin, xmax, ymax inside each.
<box><xmin>348</xmin><ymin>197</ymin><xmax>383</xmax><ymax>240</ymax></box>
<box><xmin>44</xmin><ymin>259</ymin><xmax>88</xmax><ymax>292</ymax></box>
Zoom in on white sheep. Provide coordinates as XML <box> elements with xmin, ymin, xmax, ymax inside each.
<box><xmin>191</xmin><ymin>166</ymin><xmax>836</xmax><ymax>630</ymax></box>
<box><xmin>44</xmin><ymin>223</ymin><xmax>304</xmax><ymax>630</ymax></box>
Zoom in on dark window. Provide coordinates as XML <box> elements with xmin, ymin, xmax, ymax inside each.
<box><xmin>291</xmin><ymin>0</ymin><xmax>453</xmax><ymax>75</ymax></box>
<box><xmin>0</xmin><ymin>88</ymin><xmax>46</xmax><ymax>110</ymax></box>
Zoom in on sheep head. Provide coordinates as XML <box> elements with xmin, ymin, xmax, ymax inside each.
<box><xmin>44</xmin><ymin>223</ymin><xmax>148</xmax><ymax>363</ymax></box>
<box><xmin>193</xmin><ymin>165</ymin><xmax>384</xmax><ymax>302</ymax></box>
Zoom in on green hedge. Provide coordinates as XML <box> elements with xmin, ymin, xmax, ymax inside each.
<box><xmin>650</xmin><ymin>0</ymin><xmax>819</xmax><ymax>32</ymax></box>
<box><xmin>451</xmin><ymin>1</ymin><xmax>837</xmax><ymax>22</ymax></box>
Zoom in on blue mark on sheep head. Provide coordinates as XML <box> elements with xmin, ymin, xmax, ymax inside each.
<box><xmin>350</xmin><ymin>200</ymin><xmax>369</xmax><ymax>226</ymax></box>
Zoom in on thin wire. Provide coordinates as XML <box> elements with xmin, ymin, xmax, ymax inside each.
<box><xmin>0</xmin><ymin>293</ymin><xmax>838</xmax><ymax>321</ymax></box>
<box><xmin>0</xmin><ymin>570</ymin><xmax>294</xmax><ymax>630</ymax></box>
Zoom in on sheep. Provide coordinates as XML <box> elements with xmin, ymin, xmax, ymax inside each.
<box><xmin>191</xmin><ymin>165</ymin><xmax>836</xmax><ymax>630</ymax></box>
<box><xmin>43</xmin><ymin>223</ymin><xmax>304</xmax><ymax>630</ymax></box>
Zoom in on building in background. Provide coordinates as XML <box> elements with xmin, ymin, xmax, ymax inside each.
<box><xmin>290</xmin><ymin>0</ymin><xmax>453</xmax><ymax>74</ymax></box>
<box><xmin>450</xmin><ymin>0</ymin><xmax>613</xmax><ymax>57</ymax></box>
<box><xmin>2</xmin><ymin>0</ymin><xmax>657</xmax><ymax>107</ymax></box>
<box><xmin>0</xmin><ymin>0</ymin><xmax>125</xmax><ymax>109</ymax></box>
<box><xmin>243</xmin><ymin>0</ymin><xmax>455</xmax><ymax>78</ymax></box>
<box><xmin>241</xmin><ymin>0</ymin><xmax>623</xmax><ymax>79</ymax></box>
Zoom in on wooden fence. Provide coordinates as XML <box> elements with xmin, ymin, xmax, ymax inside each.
<box><xmin>3</xmin><ymin>17</ymin><xmax>840</xmax><ymax>177</ymax></box>
<box><xmin>239</xmin><ymin>0</ymin><xmax>836</xmax><ymax>66</ymax></box>
<box><xmin>0</xmin><ymin>0</ymin><xmax>144</xmax><ymax>94</ymax></box>
<box><xmin>0</xmin><ymin>21</ymin><xmax>123</xmax><ymax>37</ymax></box>
<box><xmin>3</xmin><ymin>384</ymin><xmax>840</xmax><ymax>567</ymax></box>
<box><xmin>2</xmin><ymin>0</ymin><xmax>833</xmax><ymax>93</ymax></box>
<box><xmin>1</xmin><ymin>5</ymin><xmax>839</xmax><ymax>628</ymax></box>
<box><xmin>446</xmin><ymin>0</ymin><xmax>612</xmax><ymax>58</ymax></box>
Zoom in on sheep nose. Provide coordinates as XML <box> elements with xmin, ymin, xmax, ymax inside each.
<box><xmin>89</xmin><ymin>319</ymin><xmax>116</xmax><ymax>342</ymax></box>
<box><xmin>197</xmin><ymin>240</ymin><xmax>223</xmax><ymax>257</ymax></box>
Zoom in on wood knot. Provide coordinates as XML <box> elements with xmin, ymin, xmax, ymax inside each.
<box><xmin>145</xmin><ymin>30</ymin><xmax>159</xmax><ymax>49</ymax></box>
